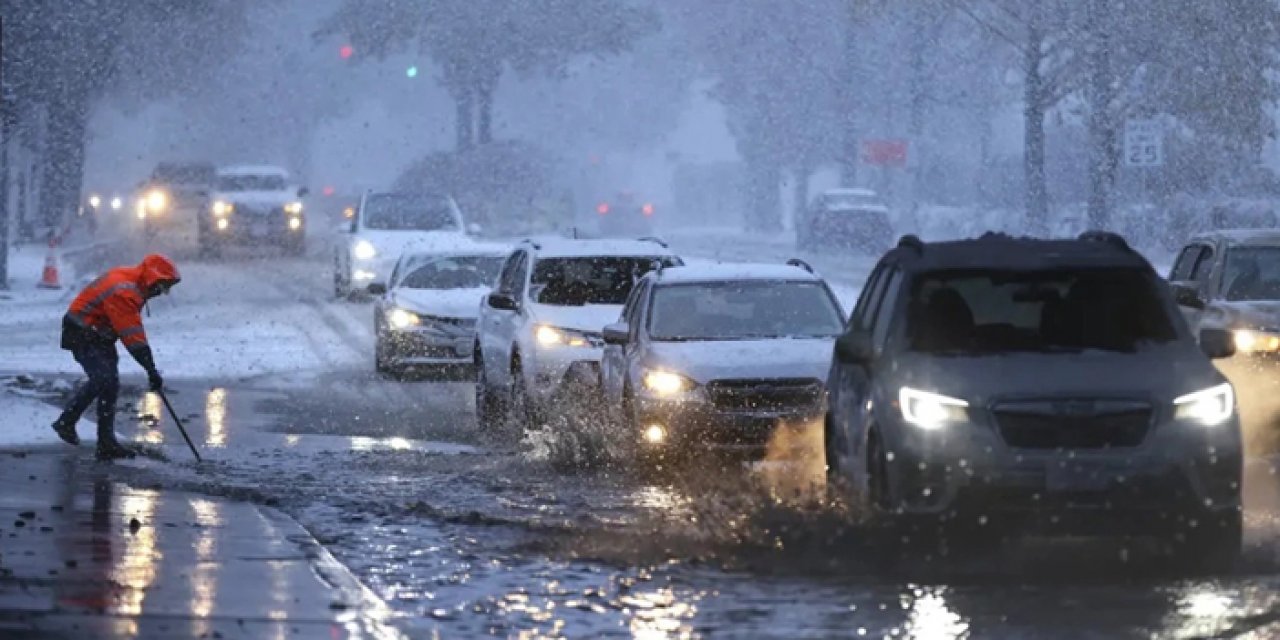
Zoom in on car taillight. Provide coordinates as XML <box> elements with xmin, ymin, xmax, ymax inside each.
<box><xmin>642</xmin><ymin>203</ymin><xmax>655</xmax><ymax>216</ymax></box>
<box><xmin>596</xmin><ymin>203</ymin><xmax>610</xmax><ymax>215</ymax></box>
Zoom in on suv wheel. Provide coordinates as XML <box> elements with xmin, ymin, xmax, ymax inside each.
<box><xmin>475</xmin><ymin>349</ymin><xmax>508</xmax><ymax>432</ymax></box>
<box><xmin>509</xmin><ymin>355</ymin><xmax>538</xmax><ymax>431</ymax></box>
<box><xmin>1178</xmin><ymin>509</ymin><xmax>1242</xmax><ymax>573</ymax></box>
<box><xmin>867</xmin><ymin>432</ymin><xmax>892</xmax><ymax>512</ymax></box>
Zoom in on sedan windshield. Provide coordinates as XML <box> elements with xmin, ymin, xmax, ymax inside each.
<box><xmin>531</xmin><ymin>257</ymin><xmax>674</xmax><ymax>305</ymax></box>
<box><xmin>908</xmin><ymin>268</ymin><xmax>1178</xmax><ymax>354</ymax></box>
<box><xmin>218</xmin><ymin>174</ymin><xmax>287</xmax><ymax>192</ymax></box>
<box><xmin>363</xmin><ymin>194</ymin><xmax>458</xmax><ymax>231</ymax></box>
<box><xmin>649</xmin><ymin>281</ymin><xmax>843</xmax><ymax>341</ymax></box>
<box><xmin>1222</xmin><ymin>246</ymin><xmax>1280</xmax><ymax>301</ymax></box>
<box><xmin>399</xmin><ymin>256</ymin><xmax>502</xmax><ymax>290</ymax></box>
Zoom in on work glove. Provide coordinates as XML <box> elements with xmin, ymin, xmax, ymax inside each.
<box><xmin>147</xmin><ymin>369</ymin><xmax>164</xmax><ymax>393</ymax></box>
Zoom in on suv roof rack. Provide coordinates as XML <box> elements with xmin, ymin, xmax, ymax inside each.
<box><xmin>1078</xmin><ymin>230</ymin><xmax>1132</xmax><ymax>251</ymax></box>
<box><xmin>638</xmin><ymin>236</ymin><xmax>669</xmax><ymax>248</ymax></box>
<box><xmin>897</xmin><ymin>234</ymin><xmax>925</xmax><ymax>255</ymax></box>
<box><xmin>519</xmin><ymin>238</ymin><xmax>542</xmax><ymax>250</ymax></box>
<box><xmin>786</xmin><ymin>258</ymin><xmax>815</xmax><ymax>273</ymax></box>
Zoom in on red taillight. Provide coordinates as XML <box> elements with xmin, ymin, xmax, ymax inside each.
<box><xmin>642</xmin><ymin>203</ymin><xmax>655</xmax><ymax>216</ymax></box>
<box><xmin>596</xmin><ymin>202</ymin><xmax>610</xmax><ymax>215</ymax></box>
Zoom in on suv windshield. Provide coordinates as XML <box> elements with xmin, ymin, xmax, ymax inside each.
<box><xmin>1222</xmin><ymin>246</ymin><xmax>1280</xmax><ymax>301</ymax></box>
<box><xmin>649</xmin><ymin>281</ymin><xmax>843</xmax><ymax>341</ymax></box>
<box><xmin>363</xmin><ymin>194</ymin><xmax>458</xmax><ymax>231</ymax></box>
<box><xmin>152</xmin><ymin>163</ymin><xmax>215</xmax><ymax>186</ymax></box>
<box><xmin>531</xmin><ymin>257</ymin><xmax>674</xmax><ymax>305</ymax></box>
<box><xmin>908</xmin><ymin>268</ymin><xmax>1178</xmax><ymax>354</ymax></box>
<box><xmin>399</xmin><ymin>256</ymin><xmax>502</xmax><ymax>290</ymax></box>
<box><xmin>218</xmin><ymin>174</ymin><xmax>287</xmax><ymax>192</ymax></box>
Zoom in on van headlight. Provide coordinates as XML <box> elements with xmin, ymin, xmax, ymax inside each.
<box><xmin>353</xmin><ymin>240</ymin><xmax>377</xmax><ymax>260</ymax></box>
<box><xmin>1174</xmin><ymin>383</ymin><xmax>1234</xmax><ymax>426</ymax></box>
<box><xmin>643</xmin><ymin>370</ymin><xmax>697</xmax><ymax>396</ymax></box>
<box><xmin>899</xmin><ymin>387</ymin><xmax>968</xmax><ymax>430</ymax></box>
<box><xmin>212</xmin><ymin>200</ymin><xmax>233</xmax><ymax>216</ymax></box>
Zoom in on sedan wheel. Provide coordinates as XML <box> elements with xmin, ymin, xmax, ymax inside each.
<box><xmin>475</xmin><ymin>351</ymin><xmax>508</xmax><ymax>433</ymax></box>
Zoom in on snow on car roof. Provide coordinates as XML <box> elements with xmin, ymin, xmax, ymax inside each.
<box><xmin>218</xmin><ymin>164</ymin><xmax>290</xmax><ymax>178</ymax></box>
<box><xmin>822</xmin><ymin>187</ymin><xmax>878</xmax><ymax>198</ymax></box>
<box><xmin>895</xmin><ymin>233</ymin><xmax>1153</xmax><ymax>271</ymax></box>
<box><xmin>654</xmin><ymin>263</ymin><xmax>823</xmax><ymax>284</ymax></box>
<box><xmin>1192</xmin><ymin>228</ymin><xmax>1280</xmax><ymax>246</ymax></box>
<box><xmin>399</xmin><ymin>242</ymin><xmax>510</xmax><ymax>264</ymax></box>
<box><xmin>522</xmin><ymin>237</ymin><xmax>676</xmax><ymax>258</ymax></box>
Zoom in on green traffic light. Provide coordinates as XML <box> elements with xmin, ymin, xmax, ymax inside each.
<box><xmin>406</xmin><ymin>66</ymin><xmax>418</xmax><ymax>78</ymax></box>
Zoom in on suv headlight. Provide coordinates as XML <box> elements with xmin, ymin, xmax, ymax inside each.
<box><xmin>535</xmin><ymin>324</ymin><xmax>592</xmax><ymax>348</ymax></box>
<box><xmin>1174</xmin><ymin>383</ymin><xmax>1234</xmax><ymax>426</ymax></box>
<box><xmin>284</xmin><ymin>201</ymin><xmax>303</xmax><ymax>214</ymax></box>
<box><xmin>1233</xmin><ymin>329</ymin><xmax>1280</xmax><ymax>353</ymax></box>
<box><xmin>899</xmin><ymin>387</ymin><xmax>968</xmax><ymax>430</ymax></box>
<box><xmin>146</xmin><ymin>189</ymin><xmax>168</xmax><ymax>212</ymax></box>
<box><xmin>387</xmin><ymin>308</ymin><xmax>420</xmax><ymax>330</ymax></box>
<box><xmin>643</xmin><ymin>370</ymin><xmax>697</xmax><ymax>396</ymax></box>
<box><xmin>353</xmin><ymin>240</ymin><xmax>377</xmax><ymax>260</ymax></box>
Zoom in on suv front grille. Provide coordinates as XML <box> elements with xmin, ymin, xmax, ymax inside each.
<box><xmin>706</xmin><ymin>378</ymin><xmax>823</xmax><ymax>413</ymax></box>
<box><xmin>993</xmin><ymin>399</ymin><xmax>1152</xmax><ymax>449</ymax></box>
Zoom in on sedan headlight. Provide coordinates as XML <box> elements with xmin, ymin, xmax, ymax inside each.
<box><xmin>1233</xmin><ymin>329</ymin><xmax>1280</xmax><ymax>353</ymax></box>
<box><xmin>284</xmin><ymin>201</ymin><xmax>303</xmax><ymax>214</ymax></box>
<box><xmin>387</xmin><ymin>308</ymin><xmax>420</xmax><ymax>330</ymax></box>
<box><xmin>899</xmin><ymin>387</ymin><xmax>968</xmax><ymax>430</ymax></box>
<box><xmin>1174</xmin><ymin>383</ymin><xmax>1234</xmax><ymax>426</ymax></box>
<box><xmin>212</xmin><ymin>200</ymin><xmax>233</xmax><ymax>216</ymax></box>
<box><xmin>643</xmin><ymin>370</ymin><xmax>697</xmax><ymax>396</ymax></box>
<box><xmin>534</xmin><ymin>324</ymin><xmax>592</xmax><ymax>348</ymax></box>
<box><xmin>353</xmin><ymin>240</ymin><xmax>377</xmax><ymax>260</ymax></box>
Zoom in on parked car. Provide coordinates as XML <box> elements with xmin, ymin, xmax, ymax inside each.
<box><xmin>474</xmin><ymin>237</ymin><xmax>682</xmax><ymax>433</ymax></box>
<box><xmin>796</xmin><ymin>188</ymin><xmax>893</xmax><ymax>253</ymax></box>
<box><xmin>334</xmin><ymin>192</ymin><xmax>473</xmax><ymax>297</ymax></box>
<box><xmin>824</xmin><ymin>231</ymin><xmax>1241</xmax><ymax>568</ymax></box>
<box><xmin>201</xmin><ymin>165</ymin><xmax>308</xmax><ymax>255</ymax></box>
<box><xmin>371</xmin><ymin>245</ymin><xmax>508</xmax><ymax>378</ymax></box>
<box><xmin>599</xmin><ymin>260</ymin><xmax>845</xmax><ymax>463</ymax></box>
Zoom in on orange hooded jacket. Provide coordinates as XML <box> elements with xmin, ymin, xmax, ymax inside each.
<box><xmin>63</xmin><ymin>254</ymin><xmax>181</xmax><ymax>351</ymax></box>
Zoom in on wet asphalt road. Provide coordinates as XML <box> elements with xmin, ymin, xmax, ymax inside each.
<box><xmin>16</xmin><ymin>241</ymin><xmax>1280</xmax><ymax>638</ymax></box>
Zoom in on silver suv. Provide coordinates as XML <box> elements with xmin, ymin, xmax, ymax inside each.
<box><xmin>824</xmin><ymin>232</ymin><xmax>1242</xmax><ymax>568</ymax></box>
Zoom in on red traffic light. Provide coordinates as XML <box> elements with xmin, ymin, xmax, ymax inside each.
<box><xmin>596</xmin><ymin>202</ymin><xmax>610</xmax><ymax>215</ymax></box>
<box><xmin>642</xmin><ymin>203</ymin><xmax>655</xmax><ymax>216</ymax></box>
<box><xmin>322</xmin><ymin>185</ymin><xmax>336</xmax><ymax>196</ymax></box>
<box><xmin>339</xmin><ymin>45</ymin><xmax>354</xmax><ymax>60</ymax></box>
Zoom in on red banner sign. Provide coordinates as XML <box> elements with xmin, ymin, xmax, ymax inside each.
<box><xmin>861</xmin><ymin>139</ymin><xmax>909</xmax><ymax>167</ymax></box>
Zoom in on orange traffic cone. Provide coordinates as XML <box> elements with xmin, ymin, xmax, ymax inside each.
<box><xmin>37</xmin><ymin>241</ymin><xmax>62</xmax><ymax>289</ymax></box>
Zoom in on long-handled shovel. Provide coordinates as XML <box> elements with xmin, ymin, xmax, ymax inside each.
<box><xmin>157</xmin><ymin>389</ymin><xmax>202</xmax><ymax>462</ymax></box>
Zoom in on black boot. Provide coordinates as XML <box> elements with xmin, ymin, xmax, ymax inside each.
<box><xmin>50</xmin><ymin>418</ymin><xmax>80</xmax><ymax>445</ymax></box>
<box><xmin>95</xmin><ymin>441</ymin><xmax>136</xmax><ymax>462</ymax></box>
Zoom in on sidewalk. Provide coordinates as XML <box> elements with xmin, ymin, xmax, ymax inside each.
<box><xmin>0</xmin><ymin>449</ymin><xmax>404</xmax><ymax>639</ymax></box>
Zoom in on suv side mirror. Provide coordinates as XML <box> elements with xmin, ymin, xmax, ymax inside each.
<box><xmin>835</xmin><ymin>332</ymin><xmax>874</xmax><ymax>365</ymax></box>
<box><xmin>603</xmin><ymin>322</ymin><xmax>630</xmax><ymax>345</ymax></box>
<box><xmin>1199</xmin><ymin>328</ymin><xmax>1236</xmax><ymax>359</ymax></box>
<box><xmin>297</xmin><ymin>186</ymin><xmax>310</xmax><ymax>198</ymax></box>
<box><xmin>487</xmin><ymin>292</ymin><xmax>519</xmax><ymax>311</ymax></box>
<box><xmin>1171</xmin><ymin>281</ymin><xmax>1207</xmax><ymax>310</ymax></box>
<box><xmin>367</xmin><ymin>283</ymin><xmax>388</xmax><ymax>296</ymax></box>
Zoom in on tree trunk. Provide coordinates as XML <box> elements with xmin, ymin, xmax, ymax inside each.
<box><xmin>837</xmin><ymin>0</ymin><xmax>859</xmax><ymax>186</ymax></box>
<box><xmin>39</xmin><ymin>96</ymin><xmax>87</xmax><ymax>232</ymax></box>
<box><xmin>907</xmin><ymin>8</ymin><xmax>928</xmax><ymax>210</ymax></box>
<box><xmin>791</xmin><ymin>163</ymin><xmax>812</xmax><ymax>232</ymax></box>
<box><xmin>745</xmin><ymin>154</ymin><xmax>782</xmax><ymax>232</ymax></box>
<box><xmin>476</xmin><ymin>79</ymin><xmax>494</xmax><ymax>145</ymax></box>
<box><xmin>455</xmin><ymin>88</ymin><xmax>475</xmax><ymax>151</ymax></box>
<box><xmin>1086</xmin><ymin>0</ymin><xmax>1116</xmax><ymax>229</ymax></box>
<box><xmin>1024</xmin><ymin>16</ymin><xmax>1049</xmax><ymax>233</ymax></box>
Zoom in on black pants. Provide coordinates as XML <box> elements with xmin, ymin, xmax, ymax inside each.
<box><xmin>58</xmin><ymin>341</ymin><xmax>120</xmax><ymax>444</ymax></box>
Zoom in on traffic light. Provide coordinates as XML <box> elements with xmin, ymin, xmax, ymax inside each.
<box><xmin>339</xmin><ymin>45</ymin><xmax>354</xmax><ymax>60</ymax></box>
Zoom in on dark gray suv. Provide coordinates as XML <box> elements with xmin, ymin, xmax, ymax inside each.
<box><xmin>824</xmin><ymin>232</ymin><xmax>1242</xmax><ymax>567</ymax></box>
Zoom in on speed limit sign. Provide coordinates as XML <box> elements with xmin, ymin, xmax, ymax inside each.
<box><xmin>1124</xmin><ymin>119</ymin><xmax>1163</xmax><ymax>167</ymax></box>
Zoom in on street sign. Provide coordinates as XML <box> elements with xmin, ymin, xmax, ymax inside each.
<box><xmin>861</xmin><ymin>139</ymin><xmax>909</xmax><ymax>168</ymax></box>
<box><xmin>1124</xmin><ymin>119</ymin><xmax>1163</xmax><ymax>167</ymax></box>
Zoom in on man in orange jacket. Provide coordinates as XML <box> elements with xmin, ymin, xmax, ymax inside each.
<box><xmin>51</xmin><ymin>254</ymin><xmax>181</xmax><ymax>460</ymax></box>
